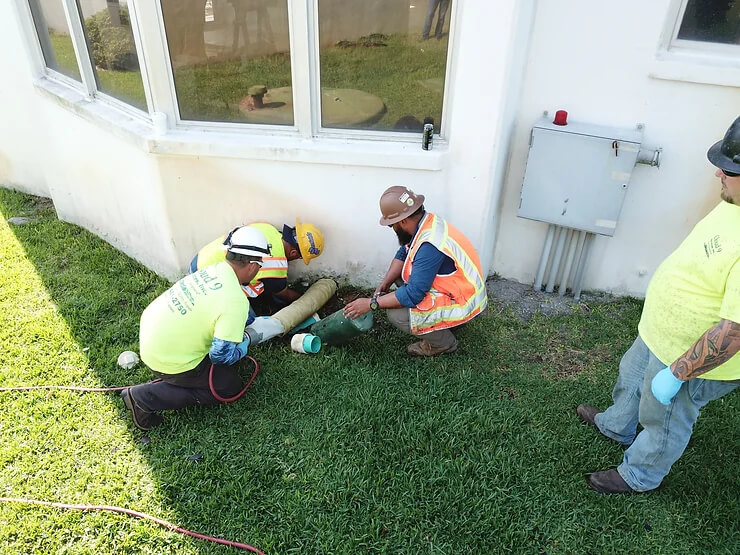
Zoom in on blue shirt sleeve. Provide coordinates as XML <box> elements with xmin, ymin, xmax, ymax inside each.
<box><xmin>394</xmin><ymin>245</ymin><xmax>408</xmax><ymax>262</ymax></box>
<box><xmin>395</xmin><ymin>242</ymin><xmax>447</xmax><ymax>307</ymax></box>
<box><xmin>210</xmin><ymin>337</ymin><xmax>242</xmax><ymax>366</ymax></box>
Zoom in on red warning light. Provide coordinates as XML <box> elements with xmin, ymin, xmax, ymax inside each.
<box><xmin>553</xmin><ymin>110</ymin><xmax>568</xmax><ymax>126</ymax></box>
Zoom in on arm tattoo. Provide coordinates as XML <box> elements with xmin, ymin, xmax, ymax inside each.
<box><xmin>672</xmin><ymin>319</ymin><xmax>740</xmax><ymax>380</ymax></box>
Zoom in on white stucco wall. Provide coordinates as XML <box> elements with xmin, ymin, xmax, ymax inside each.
<box><xmin>2</xmin><ymin>0</ymin><xmax>530</xmax><ymax>285</ymax></box>
<box><xmin>1</xmin><ymin>1</ymin><xmax>179</xmax><ymax>278</ymax></box>
<box><xmin>492</xmin><ymin>0</ymin><xmax>740</xmax><ymax>297</ymax></box>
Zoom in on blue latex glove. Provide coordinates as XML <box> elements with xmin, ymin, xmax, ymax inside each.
<box><xmin>235</xmin><ymin>337</ymin><xmax>250</xmax><ymax>359</ymax></box>
<box><xmin>651</xmin><ymin>366</ymin><xmax>684</xmax><ymax>405</ymax></box>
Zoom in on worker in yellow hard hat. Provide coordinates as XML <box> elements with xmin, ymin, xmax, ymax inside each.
<box><xmin>190</xmin><ymin>219</ymin><xmax>324</xmax><ymax>316</ymax></box>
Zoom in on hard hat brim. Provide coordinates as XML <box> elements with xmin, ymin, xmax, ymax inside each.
<box><xmin>378</xmin><ymin>193</ymin><xmax>425</xmax><ymax>226</ymax></box>
<box><xmin>708</xmin><ymin>140</ymin><xmax>740</xmax><ymax>174</ymax></box>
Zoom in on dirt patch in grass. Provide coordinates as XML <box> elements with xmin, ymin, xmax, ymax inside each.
<box><xmin>487</xmin><ymin>276</ymin><xmax>617</xmax><ymax>321</ymax></box>
<box><xmin>496</xmin><ymin>387</ymin><xmax>518</xmax><ymax>400</ymax></box>
<box><xmin>317</xmin><ymin>285</ymin><xmax>373</xmax><ymax>318</ymax></box>
<box><xmin>530</xmin><ymin>335</ymin><xmax>611</xmax><ymax>379</ymax></box>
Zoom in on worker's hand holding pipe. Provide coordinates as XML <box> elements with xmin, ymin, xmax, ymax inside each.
<box><xmin>344</xmin><ymin>298</ymin><xmax>371</xmax><ymax>320</ymax></box>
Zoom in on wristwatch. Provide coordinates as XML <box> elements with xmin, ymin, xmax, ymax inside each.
<box><xmin>369</xmin><ymin>295</ymin><xmax>379</xmax><ymax>311</ymax></box>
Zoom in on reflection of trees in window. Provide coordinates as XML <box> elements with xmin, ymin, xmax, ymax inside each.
<box><xmin>77</xmin><ymin>1</ymin><xmax>147</xmax><ymax>110</ymax></box>
<box><xmin>677</xmin><ymin>0</ymin><xmax>740</xmax><ymax>44</ymax></box>
<box><xmin>27</xmin><ymin>0</ymin><xmax>82</xmax><ymax>81</ymax></box>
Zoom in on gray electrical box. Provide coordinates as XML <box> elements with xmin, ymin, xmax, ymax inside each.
<box><xmin>518</xmin><ymin>116</ymin><xmax>643</xmax><ymax>236</ymax></box>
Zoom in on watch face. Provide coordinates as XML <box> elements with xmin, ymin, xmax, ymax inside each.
<box><xmin>370</xmin><ymin>299</ymin><xmax>379</xmax><ymax>310</ymax></box>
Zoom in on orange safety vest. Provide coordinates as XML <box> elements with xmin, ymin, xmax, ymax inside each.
<box><xmin>195</xmin><ymin>223</ymin><xmax>288</xmax><ymax>298</ymax></box>
<box><xmin>401</xmin><ymin>212</ymin><xmax>487</xmax><ymax>334</ymax></box>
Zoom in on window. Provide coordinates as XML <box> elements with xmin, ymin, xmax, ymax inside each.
<box><xmin>317</xmin><ymin>0</ymin><xmax>452</xmax><ymax>133</ymax></box>
<box><xmin>25</xmin><ymin>0</ymin><xmax>456</xmax><ymax>140</ymax></box>
<box><xmin>28</xmin><ymin>0</ymin><xmax>82</xmax><ymax>81</ymax></box>
<box><xmin>665</xmin><ymin>0</ymin><xmax>740</xmax><ymax>56</ymax></box>
<box><xmin>77</xmin><ymin>0</ymin><xmax>147</xmax><ymax>111</ymax></box>
<box><xmin>160</xmin><ymin>0</ymin><xmax>293</xmax><ymax>125</ymax></box>
<box><xmin>676</xmin><ymin>0</ymin><xmax>740</xmax><ymax>45</ymax></box>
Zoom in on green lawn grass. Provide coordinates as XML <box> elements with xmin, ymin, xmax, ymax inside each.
<box><xmin>1</xmin><ymin>188</ymin><xmax>738</xmax><ymax>553</ymax></box>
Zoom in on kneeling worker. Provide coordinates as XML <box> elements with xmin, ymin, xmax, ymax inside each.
<box><xmin>190</xmin><ymin>220</ymin><xmax>324</xmax><ymax>313</ymax></box>
<box><xmin>344</xmin><ymin>186</ymin><xmax>487</xmax><ymax>356</ymax></box>
<box><xmin>122</xmin><ymin>226</ymin><xmax>270</xmax><ymax>431</ymax></box>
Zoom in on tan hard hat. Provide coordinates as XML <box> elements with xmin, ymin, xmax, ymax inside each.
<box><xmin>378</xmin><ymin>186</ymin><xmax>425</xmax><ymax>226</ymax></box>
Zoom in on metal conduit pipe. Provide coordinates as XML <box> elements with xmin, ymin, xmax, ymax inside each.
<box><xmin>545</xmin><ymin>227</ymin><xmax>568</xmax><ymax>293</ymax></box>
<box><xmin>554</xmin><ymin>229</ymin><xmax>574</xmax><ymax>292</ymax></box>
<box><xmin>559</xmin><ymin>229</ymin><xmax>579</xmax><ymax>297</ymax></box>
<box><xmin>565</xmin><ymin>230</ymin><xmax>587</xmax><ymax>294</ymax></box>
<box><xmin>541</xmin><ymin>226</ymin><xmax>560</xmax><ymax>290</ymax></box>
<box><xmin>572</xmin><ymin>234</ymin><xmax>593</xmax><ymax>300</ymax></box>
<box><xmin>534</xmin><ymin>224</ymin><xmax>555</xmax><ymax>291</ymax></box>
<box><xmin>534</xmin><ymin>225</ymin><xmax>593</xmax><ymax>299</ymax></box>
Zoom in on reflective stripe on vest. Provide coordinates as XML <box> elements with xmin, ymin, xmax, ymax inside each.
<box><xmin>196</xmin><ymin>223</ymin><xmax>288</xmax><ymax>296</ymax></box>
<box><xmin>401</xmin><ymin>213</ymin><xmax>487</xmax><ymax>334</ymax></box>
<box><xmin>241</xmin><ymin>282</ymin><xmax>264</xmax><ymax>298</ymax></box>
<box><xmin>248</xmin><ymin>222</ymin><xmax>289</xmax><ymax>284</ymax></box>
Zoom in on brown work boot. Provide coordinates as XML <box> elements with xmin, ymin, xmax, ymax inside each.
<box><xmin>407</xmin><ymin>340</ymin><xmax>458</xmax><ymax>357</ymax></box>
<box><xmin>122</xmin><ymin>388</ymin><xmax>162</xmax><ymax>431</ymax></box>
<box><xmin>576</xmin><ymin>404</ymin><xmax>601</xmax><ymax>427</ymax></box>
<box><xmin>586</xmin><ymin>469</ymin><xmax>636</xmax><ymax>494</ymax></box>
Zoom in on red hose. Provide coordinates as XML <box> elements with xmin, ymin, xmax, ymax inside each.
<box><xmin>0</xmin><ymin>358</ymin><xmax>263</xmax><ymax>551</ymax></box>
<box><xmin>209</xmin><ymin>356</ymin><xmax>260</xmax><ymax>402</ymax></box>
<box><xmin>0</xmin><ymin>497</ymin><xmax>263</xmax><ymax>553</ymax></box>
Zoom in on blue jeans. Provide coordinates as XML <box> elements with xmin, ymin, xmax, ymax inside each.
<box><xmin>422</xmin><ymin>0</ymin><xmax>450</xmax><ymax>40</ymax></box>
<box><xmin>595</xmin><ymin>336</ymin><xmax>737</xmax><ymax>491</ymax></box>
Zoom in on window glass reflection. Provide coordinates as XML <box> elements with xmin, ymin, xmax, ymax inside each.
<box><xmin>318</xmin><ymin>0</ymin><xmax>452</xmax><ymax>133</ymax></box>
<box><xmin>77</xmin><ymin>0</ymin><xmax>147</xmax><ymax>111</ymax></box>
<box><xmin>28</xmin><ymin>0</ymin><xmax>82</xmax><ymax>81</ymax></box>
<box><xmin>161</xmin><ymin>0</ymin><xmax>293</xmax><ymax>125</ymax></box>
<box><xmin>677</xmin><ymin>0</ymin><xmax>740</xmax><ymax>45</ymax></box>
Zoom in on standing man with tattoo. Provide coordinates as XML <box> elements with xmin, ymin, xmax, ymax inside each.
<box><xmin>577</xmin><ymin>116</ymin><xmax>740</xmax><ymax>493</ymax></box>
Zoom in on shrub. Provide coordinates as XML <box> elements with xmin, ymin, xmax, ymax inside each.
<box><xmin>84</xmin><ymin>7</ymin><xmax>138</xmax><ymax>71</ymax></box>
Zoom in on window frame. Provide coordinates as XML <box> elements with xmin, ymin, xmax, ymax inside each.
<box><xmin>309</xmin><ymin>0</ymin><xmax>456</xmax><ymax>142</ymax></box>
<box><xmin>154</xmin><ymin>0</ymin><xmax>455</xmax><ymax>142</ymax></box>
<box><xmin>664</xmin><ymin>0</ymin><xmax>740</xmax><ymax>57</ymax></box>
<box><xmin>651</xmin><ymin>0</ymin><xmax>740</xmax><ymax>88</ymax></box>
<box><xmin>16</xmin><ymin>0</ymin><xmax>456</xmax><ymax>156</ymax></box>
<box><xmin>22</xmin><ymin>0</ymin><xmax>153</xmax><ymax>120</ymax></box>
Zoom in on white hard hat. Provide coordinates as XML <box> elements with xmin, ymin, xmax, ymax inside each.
<box><xmin>222</xmin><ymin>226</ymin><xmax>271</xmax><ymax>258</ymax></box>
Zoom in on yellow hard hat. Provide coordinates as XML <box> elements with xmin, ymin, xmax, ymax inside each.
<box><xmin>295</xmin><ymin>219</ymin><xmax>324</xmax><ymax>265</ymax></box>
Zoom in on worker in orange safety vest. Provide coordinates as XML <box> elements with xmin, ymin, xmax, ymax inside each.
<box><xmin>344</xmin><ymin>186</ymin><xmax>487</xmax><ymax>356</ymax></box>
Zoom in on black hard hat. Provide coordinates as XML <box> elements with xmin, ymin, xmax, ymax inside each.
<box><xmin>707</xmin><ymin>116</ymin><xmax>740</xmax><ymax>174</ymax></box>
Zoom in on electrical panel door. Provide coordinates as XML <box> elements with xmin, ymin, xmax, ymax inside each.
<box><xmin>518</xmin><ymin>117</ymin><xmax>642</xmax><ymax>236</ymax></box>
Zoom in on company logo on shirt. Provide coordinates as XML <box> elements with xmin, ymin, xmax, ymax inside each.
<box><xmin>704</xmin><ymin>235</ymin><xmax>722</xmax><ymax>258</ymax></box>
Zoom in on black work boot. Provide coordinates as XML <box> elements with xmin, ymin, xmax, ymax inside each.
<box><xmin>576</xmin><ymin>404</ymin><xmax>601</xmax><ymax>427</ymax></box>
<box><xmin>586</xmin><ymin>469</ymin><xmax>637</xmax><ymax>494</ymax></box>
<box><xmin>122</xmin><ymin>388</ymin><xmax>163</xmax><ymax>431</ymax></box>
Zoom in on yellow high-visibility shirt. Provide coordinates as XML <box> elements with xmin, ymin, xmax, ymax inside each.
<box><xmin>639</xmin><ymin>201</ymin><xmax>740</xmax><ymax>381</ymax></box>
<box><xmin>140</xmin><ymin>262</ymin><xmax>249</xmax><ymax>374</ymax></box>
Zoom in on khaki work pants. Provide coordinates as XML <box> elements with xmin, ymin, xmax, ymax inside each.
<box><xmin>386</xmin><ymin>308</ymin><xmax>458</xmax><ymax>349</ymax></box>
